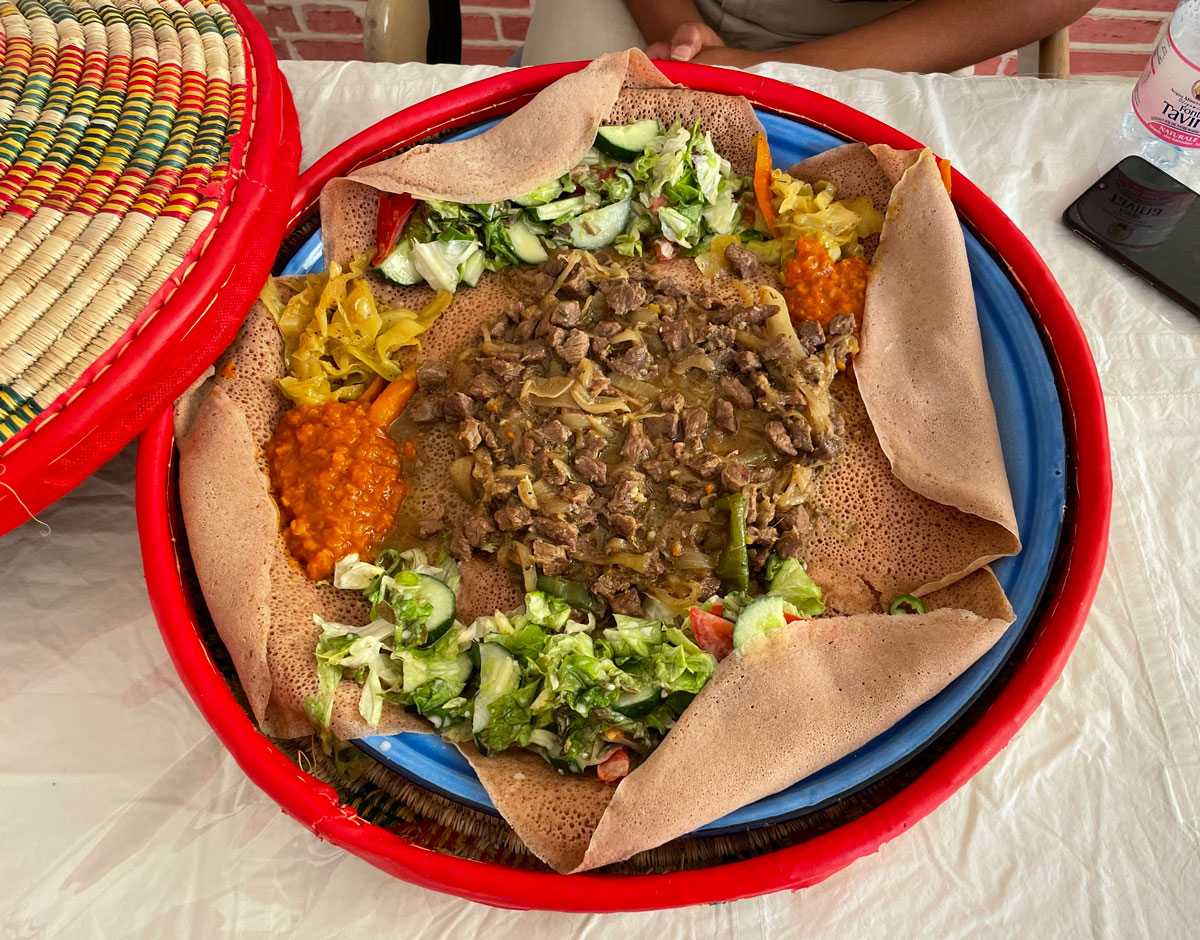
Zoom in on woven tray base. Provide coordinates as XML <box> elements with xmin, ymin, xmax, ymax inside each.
<box><xmin>0</xmin><ymin>0</ymin><xmax>250</xmax><ymax>443</ymax></box>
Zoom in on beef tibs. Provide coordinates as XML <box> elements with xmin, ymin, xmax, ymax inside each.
<box><xmin>419</xmin><ymin>248</ymin><xmax>858</xmax><ymax>608</ymax></box>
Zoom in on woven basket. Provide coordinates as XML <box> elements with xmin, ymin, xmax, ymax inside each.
<box><xmin>0</xmin><ymin>0</ymin><xmax>298</xmax><ymax>537</ymax></box>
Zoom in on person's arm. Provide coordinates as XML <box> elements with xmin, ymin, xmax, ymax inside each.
<box><xmin>656</xmin><ymin>0</ymin><xmax>1095</xmax><ymax>73</ymax></box>
<box><xmin>623</xmin><ymin>0</ymin><xmax>726</xmax><ymax>60</ymax></box>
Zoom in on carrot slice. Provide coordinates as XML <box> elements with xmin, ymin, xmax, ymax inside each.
<box><xmin>752</xmin><ymin>132</ymin><xmax>780</xmax><ymax>238</ymax></box>
<box><xmin>366</xmin><ymin>368</ymin><xmax>417</xmax><ymax>426</ymax></box>
<box><xmin>936</xmin><ymin>157</ymin><xmax>952</xmax><ymax>196</ymax></box>
<box><xmin>359</xmin><ymin>376</ymin><xmax>386</xmax><ymax>404</ymax></box>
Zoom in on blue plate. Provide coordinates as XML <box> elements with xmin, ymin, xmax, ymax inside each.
<box><xmin>286</xmin><ymin>111</ymin><xmax>1066</xmax><ymax>836</ymax></box>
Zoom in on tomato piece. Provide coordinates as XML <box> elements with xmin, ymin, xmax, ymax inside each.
<box><xmin>690</xmin><ymin>606</ymin><xmax>734</xmax><ymax>661</ymax></box>
<box><xmin>648</xmin><ymin>194</ymin><xmax>668</xmax><ymax>217</ymax></box>
<box><xmin>372</xmin><ymin>192</ymin><xmax>416</xmax><ymax>265</ymax></box>
<box><xmin>784</xmin><ymin>612</ymin><xmax>802</xmax><ymax>624</ymax></box>
<box><xmin>654</xmin><ymin>238</ymin><xmax>677</xmax><ymax>262</ymax></box>
<box><xmin>710</xmin><ymin>602</ymin><xmax>724</xmax><ymax>617</ymax></box>
<box><xmin>936</xmin><ymin>157</ymin><xmax>952</xmax><ymax>196</ymax></box>
<box><xmin>597</xmin><ymin>747</ymin><xmax>630</xmax><ymax>782</ymax></box>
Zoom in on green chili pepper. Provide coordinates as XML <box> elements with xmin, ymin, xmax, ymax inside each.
<box><xmin>889</xmin><ymin>594</ymin><xmax>927</xmax><ymax>615</ymax></box>
<box><xmin>536</xmin><ymin>575</ymin><xmax>606</xmax><ymax>616</ymax></box>
<box><xmin>714</xmin><ymin>492</ymin><xmax>750</xmax><ymax>593</ymax></box>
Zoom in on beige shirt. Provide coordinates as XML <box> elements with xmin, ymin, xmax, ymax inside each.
<box><xmin>695</xmin><ymin>0</ymin><xmax>915</xmax><ymax>49</ymax></box>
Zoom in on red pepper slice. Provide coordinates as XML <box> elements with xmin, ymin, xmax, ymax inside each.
<box><xmin>597</xmin><ymin>747</ymin><xmax>630</xmax><ymax>782</ymax></box>
<box><xmin>690</xmin><ymin>606</ymin><xmax>734</xmax><ymax>661</ymax></box>
<box><xmin>372</xmin><ymin>191</ymin><xmax>416</xmax><ymax>266</ymax></box>
<box><xmin>752</xmin><ymin>132</ymin><xmax>780</xmax><ymax>238</ymax></box>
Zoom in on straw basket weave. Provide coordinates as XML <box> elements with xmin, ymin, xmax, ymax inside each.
<box><xmin>0</xmin><ymin>0</ymin><xmax>297</xmax><ymax>536</ymax></box>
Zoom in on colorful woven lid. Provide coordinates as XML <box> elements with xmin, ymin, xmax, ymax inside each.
<box><xmin>0</xmin><ymin>0</ymin><xmax>298</xmax><ymax>536</ymax></box>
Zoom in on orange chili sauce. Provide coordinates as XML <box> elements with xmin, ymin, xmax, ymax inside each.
<box><xmin>265</xmin><ymin>400</ymin><xmax>406</xmax><ymax>580</ymax></box>
<box><xmin>782</xmin><ymin>235</ymin><xmax>868</xmax><ymax>326</ymax></box>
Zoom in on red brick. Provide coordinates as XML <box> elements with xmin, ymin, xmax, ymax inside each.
<box><xmin>462</xmin><ymin>13</ymin><xmax>498</xmax><ymax>40</ymax></box>
<box><xmin>304</xmin><ymin>7</ymin><xmax>363</xmax><ymax>34</ymax></box>
<box><xmin>1090</xmin><ymin>0</ymin><xmax>1177</xmax><ymax>10</ymax></box>
<box><xmin>461</xmin><ymin>44</ymin><xmax>521</xmax><ymax>66</ymax></box>
<box><xmin>973</xmin><ymin>56</ymin><xmax>1004</xmax><ymax>75</ymax></box>
<box><xmin>1069</xmin><ymin>50</ymin><xmax>1152</xmax><ymax>75</ymax></box>
<box><xmin>250</xmin><ymin>5</ymin><xmax>299</xmax><ymax>34</ymax></box>
<box><xmin>292</xmin><ymin>38</ymin><xmax>365</xmax><ymax>60</ymax></box>
<box><xmin>500</xmin><ymin>14</ymin><xmax>529</xmax><ymax>41</ymax></box>
<box><xmin>271</xmin><ymin>38</ymin><xmax>292</xmax><ymax>60</ymax></box>
<box><xmin>1070</xmin><ymin>15</ymin><xmax>1164</xmax><ymax>44</ymax></box>
<box><xmin>462</xmin><ymin>0</ymin><xmax>530</xmax><ymax>9</ymax></box>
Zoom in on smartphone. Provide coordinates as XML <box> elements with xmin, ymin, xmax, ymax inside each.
<box><xmin>1061</xmin><ymin>156</ymin><xmax>1200</xmax><ymax>317</ymax></box>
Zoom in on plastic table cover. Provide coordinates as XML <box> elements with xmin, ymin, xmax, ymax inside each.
<box><xmin>1</xmin><ymin>60</ymin><xmax>1196</xmax><ymax>938</ymax></box>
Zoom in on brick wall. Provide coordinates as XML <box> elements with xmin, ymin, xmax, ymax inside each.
<box><xmin>251</xmin><ymin>0</ymin><xmax>1177</xmax><ymax>77</ymax></box>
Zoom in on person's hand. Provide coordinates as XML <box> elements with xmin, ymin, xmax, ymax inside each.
<box><xmin>644</xmin><ymin>21</ymin><xmax>724</xmax><ymax>62</ymax></box>
<box><xmin>691</xmin><ymin>46</ymin><xmax>765</xmax><ymax>68</ymax></box>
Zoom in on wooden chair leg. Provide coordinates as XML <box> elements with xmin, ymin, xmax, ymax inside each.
<box><xmin>1038</xmin><ymin>27</ymin><xmax>1070</xmax><ymax>79</ymax></box>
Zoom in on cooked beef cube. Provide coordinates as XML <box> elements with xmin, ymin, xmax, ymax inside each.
<box><xmin>573</xmin><ymin>453</ymin><xmax>607</xmax><ymax>485</ymax></box>
<box><xmin>788</xmin><ymin>420</ymin><xmax>814</xmax><ymax>453</ymax></box>
<box><xmin>640</xmin><ymin>458</ymin><xmax>668</xmax><ymax>482</ymax></box>
<box><xmin>609</xmin><ymin>589</ymin><xmax>645</xmax><ymax>617</ymax></box>
<box><xmin>729</xmin><ymin>305</ymin><xmax>773</xmax><ymax>328</ymax></box>
<box><xmin>775</xmin><ymin>532</ymin><xmax>804</xmax><ymax>561</ymax></box>
<box><xmin>562</xmin><ymin>482</ymin><xmax>594</xmax><ymax>506</ymax></box>
<box><xmin>724</xmin><ymin>241</ymin><xmax>759</xmax><ymax>279</ymax></box>
<box><xmin>621</xmin><ymin>420</ymin><xmax>651</xmax><ymax>463</ymax></box>
<box><xmin>590</xmin><ymin>334</ymin><xmax>611</xmax><ymax>358</ymax></box>
<box><xmin>777</xmin><ymin>505</ymin><xmax>811</xmax><ymax>534</ymax></box>
<box><xmin>830</xmin><ymin>413</ymin><xmax>846</xmax><ymax>437</ymax></box>
<box><xmin>554</xmin><ymin>328</ymin><xmax>590</xmax><ymax>364</ymax></box>
<box><xmin>766</xmin><ymin>420</ymin><xmax>797</xmax><ymax>456</ymax></box>
<box><xmin>459</xmin><ymin>417</ymin><xmax>495</xmax><ymax>451</ymax></box>
<box><xmin>655</xmin><ymin>276</ymin><xmax>685</xmax><ymax>297</ymax></box>
<box><xmin>514</xmin><ymin>318</ymin><xmax>537</xmax><ymax>342</ymax></box>
<box><xmin>605</xmin><ymin>281</ymin><xmax>647</xmax><ymax>317</ymax></box>
<box><xmin>643</xmin><ymin>412</ymin><xmax>678</xmax><ymax>440</ymax></box>
<box><xmin>812</xmin><ymin>431</ymin><xmax>844</xmax><ymax>459</ymax></box>
<box><xmin>595</xmin><ymin>320</ymin><xmax>622</xmax><ymax>338</ymax></box>
<box><xmin>714</xmin><ymin>398</ymin><xmax>738</xmax><ymax>433</ymax></box>
<box><xmin>464</xmin><ymin>514</ymin><xmax>495</xmax><ymax>547</ymax></box>
<box><xmin>531</xmin><ymin>538</ymin><xmax>568</xmax><ymax>572</ymax></box>
<box><xmin>541</xmin><ymin>252</ymin><xmax>569</xmax><ymax>277</ymax></box>
<box><xmin>561</xmin><ymin>264</ymin><xmax>592</xmax><ymax>298</ymax></box>
<box><xmin>541</xmin><ymin>322</ymin><xmax>565</xmax><ymax>347</ymax></box>
<box><xmin>708</xmin><ymin>347</ymin><xmax>735</xmax><ymax>374</ymax></box>
<box><xmin>468</xmin><ymin>371</ymin><xmax>506</xmax><ymax>399</ymax></box>
<box><xmin>608</xmin><ymin>477</ymin><xmax>645</xmax><ymax>512</ymax></box>
<box><xmin>593</xmin><ymin>571</ymin><xmax>632</xmax><ymax>601</ymax></box>
<box><xmin>746</xmin><ymin>524</ymin><xmax>779</xmax><ymax>546</ymax></box>
<box><xmin>733</xmin><ymin>349</ymin><xmax>761</xmax><ymax>372</ymax></box>
<box><xmin>519</xmin><ymin>431</ymin><xmax>540</xmax><ymax>462</ymax></box>
<box><xmin>532</xmin><ymin>272</ymin><xmax>556</xmax><ymax>296</ymax></box>
<box><xmin>606</xmin><ymin>513</ymin><xmax>637</xmax><ymax>538</ymax></box>
<box><xmin>704</xmin><ymin>323</ymin><xmax>737</xmax><ymax>347</ymax></box>
<box><xmin>687</xmin><ymin>451</ymin><xmax>722</xmax><ymax>479</ymax></box>
<box><xmin>681</xmin><ymin>407</ymin><xmax>709</xmax><ymax>439</ymax></box>
<box><xmin>416</xmin><ymin>361</ymin><xmax>447</xmax><ymax>389</ymax></box>
<box><xmin>610</xmin><ymin>344</ymin><xmax>651</xmax><ymax>377</ymax></box>
<box><xmin>415</xmin><ymin>507</ymin><xmax>445</xmax><ymax>538</ymax></box>
<box><xmin>655</xmin><ymin>296</ymin><xmax>677</xmax><ymax>317</ymax></box>
<box><xmin>409</xmin><ymin>395</ymin><xmax>443</xmax><ymax>424</ymax></box>
<box><xmin>449</xmin><ymin>527</ymin><xmax>471</xmax><ymax>561</ymax></box>
<box><xmin>667</xmin><ymin>484</ymin><xmax>702</xmax><ymax>508</ymax></box>
<box><xmin>827</xmin><ymin>313</ymin><xmax>855</xmax><ymax>336</ymax></box>
<box><xmin>539</xmin><ymin>419</ymin><xmax>571</xmax><ymax>445</ymax></box>
<box><xmin>799</xmin><ymin>356</ymin><xmax>825</xmax><ymax>384</ymax></box>
<box><xmin>716</xmin><ymin>376</ymin><xmax>754</xmax><ymax>410</ymax></box>
<box><xmin>537</xmin><ymin>451</ymin><xmax>568</xmax><ymax>486</ymax></box>
<box><xmin>720</xmin><ymin>460</ymin><xmax>752</xmax><ymax>492</ymax></box>
<box><xmin>494</xmin><ymin>505</ymin><xmax>532</xmax><ymax>531</ymax></box>
<box><xmin>796</xmin><ymin>320</ymin><xmax>825</xmax><ymax>354</ymax></box>
<box><xmin>750</xmin><ymin>466</ymin><xmax>776</xmax><ymax>483</ymax></box>
<box><xmin>550</xmin><ymin>299</ymin><xmax>582</xmax><ymax>327</ymax></box>
<box><xmin>644</xmin><ymin>550</ymin><xmax>666</xmax><ymax>576</ymax></box>
<box><xmin>658</xmin><ymin>391</ymin><xmax>684</xmax><ymax>413</ymax></box>
<box><xmin>760</xmin><ymin>334</ymin><xmax>793</xmax><ymax>362</ymax></box>
<box><xmin>532</xmin><ymin>516</ymin><xmax>579</xmax><ymax>552</ymax></box>
<box><xmin>659</xmin><ymin>317</ymin><xmax>691</xmax><ymax>352</ymax></box>
<box><xmin>481</xmin><ymin>357</ymin><xmax>522</xmax><ymax>381</ymax></box>
<box><xmin>443</xmin><ymin>392</ymin><xmax>475</xmax><ymax>421</ymax></box>
<box><xmin>579</xmin><ymin>429</ymin><xmax>607</xmax><ymax>457</ymax></box>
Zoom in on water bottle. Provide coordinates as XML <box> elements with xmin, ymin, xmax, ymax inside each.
<box><xmin>1116</xmin><ymin>0</ymin><xmax>1200</xmax><ymax>187</ymax></box>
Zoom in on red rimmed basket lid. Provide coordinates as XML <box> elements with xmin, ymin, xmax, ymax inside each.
<box><xmin>0</xmin><ymin>0</ymin><xmax>300</xmax><ymax>538</ymax></box>
<box><xmin>137</xmin><ymin>62</ymin><xmax>1111</xmax><ymax>911</ymax></box>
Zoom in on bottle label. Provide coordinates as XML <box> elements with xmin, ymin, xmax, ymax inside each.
<box><xmin>1131</xmin><ymin>23</ymin><xmax>1200</xmax><ymax>149</ymax></box>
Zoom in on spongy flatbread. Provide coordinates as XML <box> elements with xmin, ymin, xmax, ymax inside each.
<box><xmin>576</xmin><ymin>606</ymin><xmax>1011</xmax><ymax>871</ymax></box>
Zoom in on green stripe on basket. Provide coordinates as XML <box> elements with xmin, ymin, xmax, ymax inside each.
<box><xmin>0</xmin><ymin>384</ymin><xmax>40</xmax><ymax>443</ymax></box>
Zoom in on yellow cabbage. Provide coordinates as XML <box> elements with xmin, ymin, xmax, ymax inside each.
<box><xmin>258</xmin><ymin>257</ymin><xmax>452</xmax><ymax>406</ymax></box>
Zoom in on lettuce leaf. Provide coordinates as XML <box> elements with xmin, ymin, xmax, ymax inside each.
<box><xmin>766</xmin><ymin>556</ymin><xmax>825</xmax><ymax>618</ymax></box>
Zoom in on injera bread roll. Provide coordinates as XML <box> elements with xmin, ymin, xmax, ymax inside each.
<box><xmin>575</xmin><ymin>605</ymin><xmax>1012</xmax><ymax>872</ymax></box>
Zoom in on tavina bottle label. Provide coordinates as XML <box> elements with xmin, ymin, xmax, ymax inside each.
<box><xmin>1131</xmin><ymin>23</ymin><xmax>1200</xmax><ymax>149</ymax></box>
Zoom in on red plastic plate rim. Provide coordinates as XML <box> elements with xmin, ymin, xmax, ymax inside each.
<box><xmin>0</xmin><ymin>0</ymin><xmax>300</xmax><ymax>539</ymax></box>
<box><xmin>136</xmin><ymin>62</ymin><xmax>1112</xmax><ymax>912</ymax></box>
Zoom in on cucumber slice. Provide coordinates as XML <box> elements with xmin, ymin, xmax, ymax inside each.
<box><xmin>595</xmin><ymin>119</ymin><xmax>662</xmax><ymax>161</ymax></box>
<box><xmin>411</xmin><ymin>239</ymin><xmax>479</xmax><ymax>293</ymax></box>
<box><xmin>413</xmin><ymin>573</ymin><xmax>457</xmax><ymax>647</ymax></box>
<box><xmin>373</xmin><ymin>239</ymin><xmax>421</xmax><ymax>286</ymax></box>
<box><xmin>731</xmin><ymin>595</ymin><xmax>786</xmax><ymax>652</ymax></box>
<box><xmin>531</xmin><ymin>194</ymin><xmax>588</xmax><ymax>222</ymax></box>
<box><xmin>511</xmin><ymin>180</ymin><xmax>564</xmax><ymax>207</ymax></box>
<box><xmin>459</xmin><ymin>249</ymin><xmax>486</xmax><ymax>287</ymax></box>
<box><xmin>565</xmin><ymin>199</ymin><xmax>631</xmax><ymax>250</ymax></box>
<box><xmin>472</xmin><ymin>643</ymin><xmax>520</xmax><ymax>734</ymax></box>
<box><xmin>614</xmin><ymin>685</ymin><xmax>663</xmax><ymax>718</ymax></box>
<box><xmin>507</xmin><ymin>218</ymin><xmax>548</xmax><ymax>264</ymax></box>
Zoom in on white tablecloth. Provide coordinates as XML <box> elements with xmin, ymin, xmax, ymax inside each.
<box><xmin>2</xmin><ymin>61</ymin><xmax>1197</xmax><ymax>938</ymax></box>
